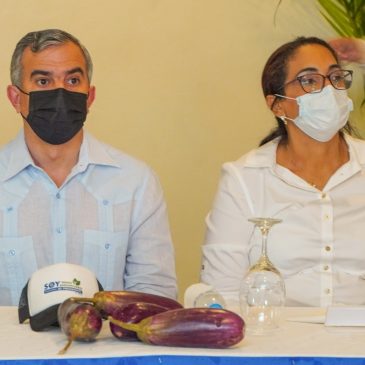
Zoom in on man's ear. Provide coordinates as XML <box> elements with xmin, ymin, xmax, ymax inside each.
<box><xmin>7</xmin><ymin>85</ymin><xmax>21</xmax><ymax>112</ymax></box>
<box><xmin>86</xmin><ymin>86</ymin><xmax>95</xmax><ymax>110</ymax></box>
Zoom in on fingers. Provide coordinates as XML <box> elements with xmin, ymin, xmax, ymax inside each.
<box><xmin>328</xmin><ymin>38</ymin><xmax>365</xmax><ymax>64</ymax></box>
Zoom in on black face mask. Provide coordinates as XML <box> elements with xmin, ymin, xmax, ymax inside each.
<box><xmin>18</xmin><ymin>87</ymin><xmax>88</xmax><ymax>145</ymax></box>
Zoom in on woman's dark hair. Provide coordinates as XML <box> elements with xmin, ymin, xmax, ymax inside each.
<box><xmin>259</xmin><ymin>36</ymin><xmax>354</xmax><ymax>146</ymax></box>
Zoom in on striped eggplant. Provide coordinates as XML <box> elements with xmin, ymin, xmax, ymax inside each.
<box><xmin>57</xmin><ymin>298</ymin><xmax>102</xmax><ymax>354</ymax></box>
<box><xmin>108</xmin><ymin>307</ymin><xmax>245</xmax><ymax>348</ymax></box>
<box><xmin>71</xmin><ymin>290</ymin><xmax>182</xmax><ymax>318</ymax></box>
<box><xmin>110</xmin><ymin>302</ymin><xmax>169</xmax><ymax>341</ymax></box>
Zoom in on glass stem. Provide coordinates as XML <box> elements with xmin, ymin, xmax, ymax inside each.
<box><xmin>260</xmin><ymin>226</ymin><xmax>269</xmax><ymax>257</ymax></box>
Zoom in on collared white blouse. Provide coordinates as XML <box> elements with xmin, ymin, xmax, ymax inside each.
<box><xmin>202</xmin><ymin>134</ymin><xmax>365</xmax><ymax>307</ymax></box>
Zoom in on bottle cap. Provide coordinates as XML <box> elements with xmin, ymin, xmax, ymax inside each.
<box><xmin>183</xmin><ymin>283</ymin><xmax>213</xmax><ymax>308</ymax></box>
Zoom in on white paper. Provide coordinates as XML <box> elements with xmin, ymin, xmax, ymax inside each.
<box><xmin>325</xmin><ymin>306</ymin><xmax>365</xmax><ymax>327</ymax></box>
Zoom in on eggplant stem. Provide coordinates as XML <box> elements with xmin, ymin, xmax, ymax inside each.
<box><xmin>108</xmin><ymin>316</ymin><xmax>139</xmax><ymax>332</ymax></box>
<box><xmin>69</xmin><ymin>297</ymin><xmax>96</xmax><ymax>304</ymax></box>
<box><xmin>58</xmin><ymin>338</ymin><xmax>73</xmax><ymax>355</ymax></box>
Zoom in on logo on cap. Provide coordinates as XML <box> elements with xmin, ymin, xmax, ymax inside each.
<box><xmin>43</xmin><ymin>278</ymin><xmax>83</xmax><ymax>295</ymax></box>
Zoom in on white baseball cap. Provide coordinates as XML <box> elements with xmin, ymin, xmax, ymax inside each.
<box><xmin>18</xmin><ymin>263</ymin><xmax>102</xmax><ymax>331</ymax></box>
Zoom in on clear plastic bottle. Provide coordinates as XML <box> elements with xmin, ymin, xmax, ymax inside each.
<box><xmin>194</xmin><ymin>290</ymin><xmax>226</xmax><ymax>309</ymax></box>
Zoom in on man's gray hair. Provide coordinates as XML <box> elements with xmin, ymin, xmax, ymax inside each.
<box><xmin>10</xmin><ymin>29</ymin><xmax>93</xmax><ymax>86</ymax></box>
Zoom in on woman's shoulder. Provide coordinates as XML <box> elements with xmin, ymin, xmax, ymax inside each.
<box><xmin>346</xmin><ymin>134</ymin><xmax>365</xmax><ymax>147</ymax></box>
<box><xmin>345</xmin><ymin>134</ymin><xmax>365</xmax><ymax>159</ymax></box>
<box><xmin>225</xmin><ymin>138</ymin><xmax>279</xmax><ymax>171</ymax></box>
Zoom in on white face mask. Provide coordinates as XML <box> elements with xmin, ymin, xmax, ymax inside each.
<box><xmin>275</xmin><ymin>85</ymin><xmax>353</xmax><ymax>142</ymax></box>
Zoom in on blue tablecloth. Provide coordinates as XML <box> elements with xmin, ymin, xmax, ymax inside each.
<box><xmin>2</xmin><ymin>356</ymin><xmax>365</xmax><ymax>365</ymax></box>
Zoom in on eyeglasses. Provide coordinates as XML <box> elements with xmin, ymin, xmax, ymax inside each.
<box><xmin>280</xmin><ymin>69</ymin><xmax>353</xmax><ymax>94</ymax></box>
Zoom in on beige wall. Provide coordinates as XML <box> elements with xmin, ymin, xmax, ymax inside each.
<box><xmin>0</xmin><ymin>0</ymin><xmax>364</xmax><ymax>301</ymax></box>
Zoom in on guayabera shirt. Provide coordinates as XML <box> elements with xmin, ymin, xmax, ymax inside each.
<box><xmin>0</xmin><ymin>131</ymin><xmax>177</xmax><ymax>305</ymax></box>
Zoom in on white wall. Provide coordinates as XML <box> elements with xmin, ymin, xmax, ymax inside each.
<box><xmin>0</xmin><ymin>0</ymin><xmax>363</xmax><ymax>300</ymax></box>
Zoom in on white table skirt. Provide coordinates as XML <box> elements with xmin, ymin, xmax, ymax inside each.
<box><xmin>1</xmin><ymin>306</ymin><xmax>365</xmax><ymax>364</ymax></box>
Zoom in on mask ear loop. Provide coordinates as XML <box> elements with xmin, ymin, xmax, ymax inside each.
<box><xmin>14</xmin><ymin>86</ymin><xmax>30</xmax><ymax>122</ymax></box>
<box><xmin>271</xmin><ymin>94</ymin><xmax>288</xmax><ymax>126</ymax></box>
<box><xmin>15</xmin><ymin>85</ymin><xmax>30</xmax><ymax>95</ymax></box>
<box><xmin>9</xmin><ymin>86</ymin><xmax>30</xmax><ymax>122</ymax></box>
<box><xmin>279</xmin><ymin>116</ymin><xmax>288</xmax><ymax>125</ymax></box>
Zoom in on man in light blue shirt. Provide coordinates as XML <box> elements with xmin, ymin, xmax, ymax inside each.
<box><xmin>1</xmin><ymin>29</ymin><xmax>177</xmax><ymax>305</ymax></box>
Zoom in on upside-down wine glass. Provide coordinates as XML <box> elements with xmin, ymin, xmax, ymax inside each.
<box><xmin>239</xmin><ymin>217</ymin><xmax>286</xmax><ymax>335</ymax></box>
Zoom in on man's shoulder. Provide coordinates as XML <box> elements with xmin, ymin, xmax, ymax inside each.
<box><xmin>0</xmin><ymin>135</ymin><xmax>21</xmax><ymax>158</ymax></box>
<box><xmin>86</xmin><ymin>133</ymin><xmax>154</xmax><ymax>177</ymax></box>
<box><xmin>0</xmin><ymin>133</ymin><xmax>27</xmax><ymax>180</ymax></box>
<box><xmin>84</xmin><ymin>135</ymin><xmax>162</xmax><ymax>199</ymax></box>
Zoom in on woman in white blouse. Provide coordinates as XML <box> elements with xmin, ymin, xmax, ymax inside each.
<box><xmin>201</xmin><ymin>36</ymin><xmax>365</xmax><ymax>307</ymax></box>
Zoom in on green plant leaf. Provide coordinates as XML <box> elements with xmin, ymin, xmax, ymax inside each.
<box><xmin>318</xmin><ymin>0</ymin><xmax>355</xmax><ymax>36</ymax></box>
<box><xmin>320</xmin><ymin>11</ymin><xmax>352</xmax><ymax>36</ymax></box>
<box><xmin>317</xmin><ymin>0</ymin><xmax>365</xmax><ymax>37</ymax></box>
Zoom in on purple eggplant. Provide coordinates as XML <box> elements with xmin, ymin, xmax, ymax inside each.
<box><xmin>108</xmin><ymin>307</ymin><xmax>245</xmax><ymax>348</ymax></box>
<box><xmin>110</xmin><ymin>302</ymin><xmax>168</xmax><ymax>341</ymax></box>
<box><xmin>57</xmin><ymin>298</ymin><xmax>102</xmax><ymax>354</ymax></box>
<box><xmin>71</xmin><ymin>290</ymin><xmax>182</xmax><ymax>318</ymax></box>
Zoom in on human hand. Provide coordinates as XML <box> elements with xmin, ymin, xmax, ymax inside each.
<box><xmin>329</xmin><ymin>37</ymin><xmax>365</xmax><ymax>64</ymax></box>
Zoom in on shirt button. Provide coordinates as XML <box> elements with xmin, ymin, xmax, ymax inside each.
<box><xmin>324</xmin><ymin>265</ymin><xmax>329</xmax><ymax>271</ymax></box>
<box><xmin>7</xmin><ymin>206</ymin><xmax>13</xmax><ymax>213</ymax></box>
<box><xmin>325</xmin><ymin>288</ymin><xmax>331</xmax><ymax>294</ymax></box>
<box><xmin>324</xmin><ymin>214</ymin><xmax>330</xmax><ymax>220</ymax></box>
<box><xmin>321</xmin><ymin>193</ymin><xmax>327</xmax><ymax>199</ymax></box>
<box><xmin>325</xmin><ymin>246</ymin><xmax>331</xmax><ymax>252</ymax></box>
<box><xmin>56</xmin><ymin>193</ymin><xmax>61</xmax><ymax>199</ymax></box>
<box><xmin>103</xmin><ymin>200</ymin><xmax>109</xmax><ymax>206</ymax></box>
<box><xmin>8</xmin><ymin>249</ymin><xmax>16</xmax><ymax>256</ymax></box>
<box><xmin>105</xmin><ymin>243</ymin><xmax>111</xmax><ymax>249</ymax></box>
<box><xmin>56</xmin><ymin>227</ymin><xmax>63</xmax><ymax>234</ymax></box>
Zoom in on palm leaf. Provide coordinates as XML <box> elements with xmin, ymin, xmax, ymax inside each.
<box><xmin>319</xmin><ymin>11</ymin><xmax>353</xmax><ymax>36</ymax></box>
<box><xmin>318</xmin><ymin>0</ymin><xmax>365</xmax><ymax>37</ymax></box>
<box><xmin>318</xmin><ymin>0</ymin><xmax>356</xmax><ymax>36</ymax></box>
<box><xmin>356</xmin><ymin>1</ymin><xmax>365</xmax><ymax>36</ymax></box>
<box><xmin>274</xmin><ymin>0</ymin><xmax>365</xmax><ymax>106</ymax></box>
<box><xmin>316</xmin><ymin>0</ymin><xmax>365</xmax><ymax>107</ymax></box>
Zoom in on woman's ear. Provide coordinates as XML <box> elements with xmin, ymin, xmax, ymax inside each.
<box><xmin>266</xmin><ymin>94</ymin><xmax>283</xmax><ymax>117</ymax></box>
